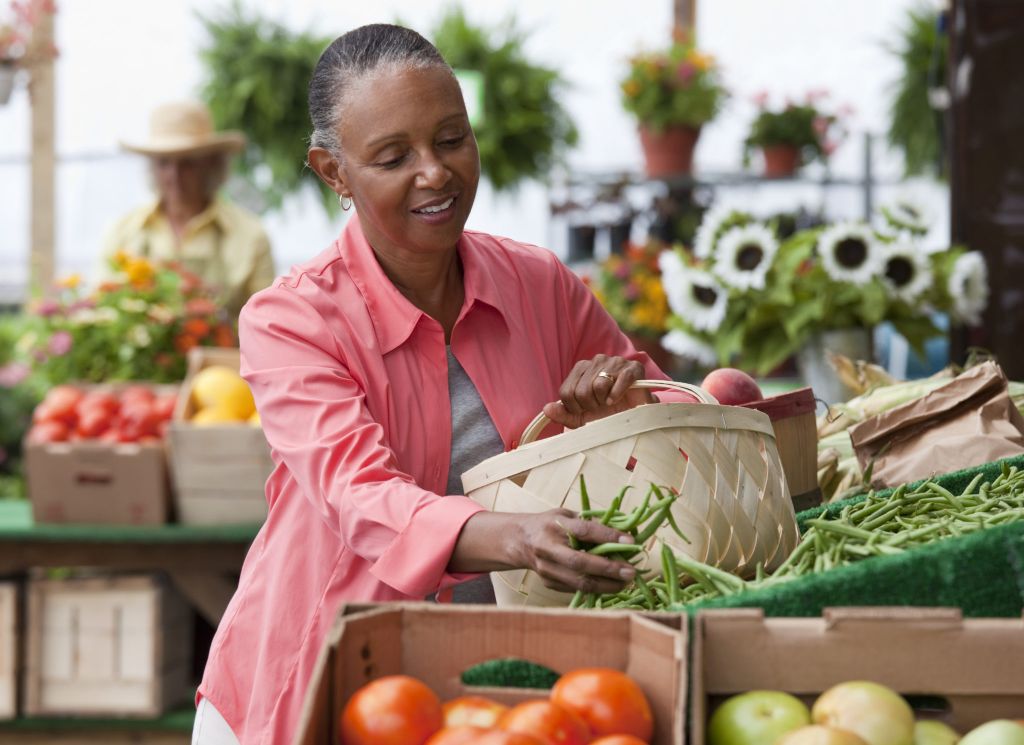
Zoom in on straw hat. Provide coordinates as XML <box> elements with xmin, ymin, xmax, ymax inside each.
<box><xmin>120</xmin><ymin>100</ymin><xmax>247</xmax><ymax>157</ymax></box>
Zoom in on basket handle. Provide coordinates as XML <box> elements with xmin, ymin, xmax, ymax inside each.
<box><xmin>518</xmin><ymin>380</ymin><xmax>718</xmax><ymax>446</ymax></box>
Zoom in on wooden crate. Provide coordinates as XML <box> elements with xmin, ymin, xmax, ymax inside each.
<box><xmin>168</xmin><ymin>347</ymin><xmax>272</xmax><ymax>525</ymax></box>
<box><xmin>0</xmin><ymin>582</ymin><xmax>18</xmax><ymax>720</ymax></box>
<box><xmin>24</xmin><ymin>574</ymin><xmax>192</xmax><ymax>718</ymax></box>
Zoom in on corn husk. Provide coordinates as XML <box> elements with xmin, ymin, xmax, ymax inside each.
<box><xmin>817</xmin><ymin>370</ymin><xmax>956</xmax><ymax>438</ymax></box>
<box><xmin>828</xmin><ymin>353</ymin><xmax>899</xmax><ymax>396</ymax></box>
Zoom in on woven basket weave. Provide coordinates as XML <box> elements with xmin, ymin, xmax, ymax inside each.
<box><xmin>461</xmin><ymin>380</ymin><xmax>799</xmax><ymax>607</ymax></box>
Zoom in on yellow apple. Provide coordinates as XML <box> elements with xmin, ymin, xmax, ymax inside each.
<box><xmin>811</xmin><ymin>681</ymin><xmax>915</xmax><ymax>745</ymax></box>
<box><xmin>959</xmin><ymin>720</ymin><xmax>1024</xmax><ymax>745</ymax></box>
<box><xmin>777</xmin><ymin>724</ymin><xmax>869</xmax><ymax>745</ymax></box>
<box><xmin>707</xmin><ymin>690</ymin><xmax>811</xmax><ymax>745</ymax></box>
<box><xmin>915</xmin><ymin>720</ymin><xmax>960</xmax><ymax>745</ymax></box>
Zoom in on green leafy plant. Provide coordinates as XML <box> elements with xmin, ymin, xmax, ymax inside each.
<box><xmin>743</xmin><ymin>90</ymin><xmax>848</xmax><ymax>168</ymax></box>
<box><xmin>16</xmin><ymin>256</ymin><xmax>236</xmax><ymax>386</ymax></box>
<box><xmin>886</xmin><ymin>5</ymin><xmax>948</xmax><ymax>177</ymax></box>
<box><xmin>660</xmin><ymin>203</ymin><xmax>988</xmax><ymax>375</ymax></box>
<box><xmin>432</xmin><ymin>7</ymin><xmax>578</xmax><ymax>191</ymax></box>
<box><xmin>619</xmin><ymin>31</ymin><xmax>726</xmax><ymax>131</ymax></box>
<box><xmin>197</xmin><ymin>2</ymin><xmax>332</xmax><ymax>211</ymax></box>
<box><xmin>0</xmin><ymin>313</ymin><xmax>41</xmax><ymax>497</ymax></box>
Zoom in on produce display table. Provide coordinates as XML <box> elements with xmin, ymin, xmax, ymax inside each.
<box><xmin>0</xmin><ymin>499</ymin><xmax>259</xmax><ymax>625</ymax></box>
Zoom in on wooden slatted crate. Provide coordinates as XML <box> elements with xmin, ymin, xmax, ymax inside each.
<box><xmin>0</xmin><ymin>581</ymin><xmax>18</xmax><ymax>720</ymax></box>
<box><xmin>169</xmin><ymin>347</ymin><xmax>272</xmax><ymax>526</ymax></box>
<box><xmin>24</xmin><ymin>574</ymin><xmax>192</xmax><ymax>718</ymax></box>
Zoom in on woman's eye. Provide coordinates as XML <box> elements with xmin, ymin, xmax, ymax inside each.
<box><xmin>375</xmin><ymin>153</ymin><xmax>406</xmax><ymax>168</ymax></box>
<box><xmin>439</xmin><ymin>135</ymin><xmax>466</xmax><ymax>148</ymax></box>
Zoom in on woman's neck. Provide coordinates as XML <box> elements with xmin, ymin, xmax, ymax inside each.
<box><xmin>378</xmin><ymin>247</ymin><xmax>465</xmax><ymax>340</ymax></box>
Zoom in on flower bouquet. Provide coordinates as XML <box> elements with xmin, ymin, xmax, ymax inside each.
<box><xmin>586</xmin><ymin>239</ymin><xmax>675</xmax><ymax>369</ymax></box>
<box><xmin>620</xmin><ymin>29</ymin><xmax>727</xmax><ymax>176</ymax></box>
<box><xmin>659</xmin><ymin>201</ymin><xmax>989</xmax><ymax>376</ymax></box>
<box><xmin>743</xmin><ymin>89</ymin><xmax>850</xmax><ymax>177</ymax></box>
<box><xmin>17</xmin><ymin>253</ymin><xmax>236</xmax><ymax>386</ymax></box>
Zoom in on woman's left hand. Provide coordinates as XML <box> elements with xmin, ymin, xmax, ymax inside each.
<box><xmin>542</xmin><ymin>355</ymin><xmax>654</xmax><ymax>430</ymax></box>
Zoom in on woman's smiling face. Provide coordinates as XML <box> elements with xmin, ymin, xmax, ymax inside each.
<box><xmin>334</xmin><ymin>64</ymin><xmax>480</xmax><ymax>259</ymax></box>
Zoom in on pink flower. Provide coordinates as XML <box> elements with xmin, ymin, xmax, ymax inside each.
<box><xmin>614</xmin><ymin>264</ymin><xmax>632</xmax><ymax>281</ymax></box>
<box><xmin>822</xmin><ymin>140</ymin><xmax>838</xmax><ymax>156</ymax></box>
<box><xmin>812</xmin><ymin>116</ymin><xmax>831</xmax><ymax>136</ymax></box>
<box><xmin>47</xmin><ymin>330</ymin><xmax>72</xmax><ymax>356</ymax></box>
<box><xmin>751</xmin><ymin>90</ymin><xmax>770</xmax><ymax>108</ymax></box>
<box><xmin>624</xmin><ymin>283</ymin><xmax>641</xmax><ymax>301</ymax></box>
<box><xmin>805</xmin><ymin>88</ymin><xmax>830</xmax><ymax>103</ymax></box>
<box><xmin>34</xmin><ymin>299</ymin><xmax>61</xmax><ymax>318</ymax></box>
<box><xmin>68</xmin><ymin>298</ymin><xmax>96</xmax><ymax>312</ymax></box>
<box><xmin>0</xmin><ymin>363</ymin><xmax>29</xmax><ymax>388</ymax></box>
<box><xmin>675</xmin><ymin>61</ymin><xmax>696</xmax><ymax>85</ymax></box>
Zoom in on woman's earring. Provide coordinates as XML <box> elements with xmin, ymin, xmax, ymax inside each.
<box><xmin>339</xmin><ymin>194</ymin><xmax>353</xmax><ymax>211</ymax></box>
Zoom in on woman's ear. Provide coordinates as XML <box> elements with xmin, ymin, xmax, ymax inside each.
<box><xmin>307</xmin><ymin>147</ymin><xmax>348</xmax><ymax>196</ymax></box>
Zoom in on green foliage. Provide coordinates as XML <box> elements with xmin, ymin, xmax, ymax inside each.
<box><xmin>886</xmin><ymin>5</ymin><xmax>947</xmax><ymax>178</ymax></box>
<box><xmin>432</xmin><ymin>7</ymin><xmax>578</xmax><ymax>192</ymax></box>
<box><xmin>197</xmin><ymin>2</ymin><xmax>334</xmax><ymax>212</ymax></box>
<box><xmin>619</xmin><ymin>36</ymin><xmax>726</xmax><ymax>131</ymax></box>
<box><xmin>0</xmin><ymin>313</ymin><xmax>42</xmax><ymax>489</ymax></box>
<box><xmin>743</xmin><ymin>93</ymin><xmax>846</xmax><ymax>168</ymax></box>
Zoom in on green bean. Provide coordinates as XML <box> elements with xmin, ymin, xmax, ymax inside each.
<box><xmin>579</xmin><ymin>475</ymin><xmax>592</xmax><ymax>513</ymax></box>
<box><xmin>588</xmin><ymin>542</ymin><xmax>644</xmax><ymax>557</ymax></box>
<box><xmin>600</xmin><ymin>486</ymin><xmax>631</xmax><ymax>526</ymax></box>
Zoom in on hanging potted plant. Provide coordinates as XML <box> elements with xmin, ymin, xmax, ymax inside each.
<box><xmin>743</xmin><ymin>90</ymin><xmax>849</xmax><ymax>178</ymax></box>
<box><xmin>0</xmin><ymin>0</ymin><xmax>57</xmax><ymax>105</ymax></box>
<box><xmin>620</xmin><ymin>30</ymin><xmax>727</xmax><ymax>179</ymax></box>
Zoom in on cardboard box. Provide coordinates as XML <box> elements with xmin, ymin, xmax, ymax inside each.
<box><xmin>294</xmin><ymin>603</ymin><xmax>687</xmax><ymax>745</ymax></box>
<box><xmin>0</xmin><ymin>582</ymin><xmax>18</xmax><ymax>720</ymax></box>
<box><xmin>23</xmin><ymin>574</ymin><xmax>192</xmax><ymax>718</ymax></box>
<box><xmin>168</xmin><ymin>347</ymin><xmax>272</xmax><ymax>526</ymax></box>
<box><xmin>691</xmin><ymin>607</ymin><xmax>1024</xmax><ymax>742</ymax></box>
<box><xmin>26</xmin><ymin>441</ymin><xmax>170</xmax><ymax>526</ymax></box>
<box><xmin>741</xmin><ymin>387</ymin><xmax>820</xmax><ymax>511</ymax></box>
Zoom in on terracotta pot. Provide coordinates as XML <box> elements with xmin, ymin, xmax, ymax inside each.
<box><xmin>638</xmin><ymin>124</ymin><xmax>701</xmax><ymax>178</ymax></box>
<box><xmin>761</xmin><ymin>144</ymin><xmax>802</xmax><ymax>178</ymax></box>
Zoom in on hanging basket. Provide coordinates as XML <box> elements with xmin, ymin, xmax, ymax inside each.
<box><xmin>461</xmin><ymin>380</ymin><xmax>799</xmax><ymax>607</ymax></box>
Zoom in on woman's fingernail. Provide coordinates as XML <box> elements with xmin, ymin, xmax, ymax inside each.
<box><xmin>605</xmin><ymin>397</ymin><xmax>615</xmax><ymax>406</ymax></box>
<box><xmin>619</xmin><ymin>567</ymin><xmax>636</xmax><ymax>580</ymax></box>
<box><xmin>618</xmin><ymin>535</ymin><xmax>635</xmax><ymax>544</ymax></box>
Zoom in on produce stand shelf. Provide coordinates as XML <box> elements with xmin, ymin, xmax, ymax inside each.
<box><xmin>0</xmin><ymin>705</ymin><xmax>193</xmax><ymax>743</ymax></box>
<box><xmin>0</xmin><ymin>499</ymin><xmax>259</xmax><ymax>626</ymax></box>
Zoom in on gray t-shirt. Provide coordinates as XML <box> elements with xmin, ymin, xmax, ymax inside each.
<box><xmin>446</xmin><ymin>347</ymin><xmax>504</xmax><ymax>603</ymax></box>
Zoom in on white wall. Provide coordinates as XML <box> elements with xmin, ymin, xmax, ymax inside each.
<box><xmin>0</xmin><ymin>0</ymin><xmax>947</xmax><ymax>294</ymax></box>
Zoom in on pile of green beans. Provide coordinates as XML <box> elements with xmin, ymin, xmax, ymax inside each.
<box><xmin>573</xmin><ymin>461</ymin><xmax>1024</xmax><ymax>611</ymax></box>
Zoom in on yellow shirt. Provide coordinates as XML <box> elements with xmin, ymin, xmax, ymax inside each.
<box><xmin>100</xmin><ymin>198</ymin><xmax>276</xmax><ymax>321</ymax></box>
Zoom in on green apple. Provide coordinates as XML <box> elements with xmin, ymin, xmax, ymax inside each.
<box><xmin>811</xmin><ymin>681</ymin><xmax>915</xmax><ymax>745</ymax></box>
<box><xmin>708</xmin><ymin>690</ymin><xmax>811</xmax><ymax>745</ymax></box>
<box><xmin>959</xmin><ymin>720</ymin><xmax>1024</xmax><ymax>745</ymax></box>
<box><xmin>777</xmin><ymin>725</ymin><xmax>869</xmax><ymax>745</ymax></box>
<box><xmin>915</xmin><ymin>721</ymin><xmax>961</xmax><ymax>745</ymax></box>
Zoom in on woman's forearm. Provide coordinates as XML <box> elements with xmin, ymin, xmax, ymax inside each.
<box><xmin>447</xmin><ymin>511</ymin><xmax>525</xmax><ymax>573</ymax></box>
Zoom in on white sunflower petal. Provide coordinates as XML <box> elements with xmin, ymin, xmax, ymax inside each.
<box><xmin>948</xmin><ymin>251</ymin><xmax>989</xmax><ymax>325</ymax></box>
<box><xmin>661</xmin><ymin>329</ymin><xmax>718</xmax><ymax>367</ymax></box>
<box><xmin>664</xmin><ymin>267</ymin><xmax>728</xmax><ymax>332</ymax></box>
<box><xmin>818</xmin><ymin>222</ymin><xmax>886</xmax><ymax>286</ymax></box>
<box><xmin>712</xmin><ymin>223</ymin><xmax>779</xmax><ymax>290</ymax></box>
<box><xmin>880</xmin><ymin>240</ymin><xmax>933</xmax><ymax>304</ymax></box>
<box><xmin>693</xmin><ymin>203</ymin><xmax>752</xmax><ymax>260</ymax></box>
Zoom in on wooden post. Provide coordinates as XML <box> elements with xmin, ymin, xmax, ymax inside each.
<box><xmin>673</xmin><ymin>0</ymin><xmax>697</xmax><ymax>39</ymax></box>
<box><xmin>28</xmin><ymin>8</ymin><xmax>56</xmax><ymax>295</ymax></box>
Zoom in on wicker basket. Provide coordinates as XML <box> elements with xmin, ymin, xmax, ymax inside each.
<box><xmin>461</xmin><ymin>380</ymin><xmax>799</xmax><ymax>607</ymax></box>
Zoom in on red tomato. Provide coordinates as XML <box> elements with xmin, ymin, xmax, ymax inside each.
<box><xmin>499</xmin><ymin>701</ymin><xmax>589</xmax><ymax>745</ymax></box>
<box><xmin>340</xmin><ymin>675</ymin><xmax>443</xmax><ymax>745</ymax></box>
<box><xmin>27</xmin><ymin>420</ymin><xmax>70</xmax><ymax>444</ymax></box>
<box><xmin>118</xmin><ymin>401</ymin><xmax>160</xmax><ymax>441</ymax></box>
<box><xmin>40</xmin><ymin>385</ymin><xmax>83</xmax><ymax>425</ymax></box>
<box><xmin>473</xmin><ymin>733</ymin><xmax>546</xmax><ymax>745</ymax></box>
<box><xmin>589</xmin><ymin>737</ymin><xmax>648</xmax><ymax>745</ymax></box>
<box><xmin>551</xmin><ymin>669</ymin><xmax>653</xmax><ymax>742</ymax></box>
<box><xmin>76</xmin><ymin>406</ymin><xmax>113</xmax><ymax>439</ymax></box>
<box><xmin>77</xmin><ymin>390</ymin><xmax>120</xmax><ymax>416</ymax></box>
<box><xmin>152</xmin><ymin>394</ymin><xmax>178</xmax><ymax>421</ymax></box>
<box><xmin>425</xmin><ymin>726</ymin><xmax>490</xmax><ymax>745</ymax></box>
<box><xmin>443</xmin><ymin>696</ymin><xmax>510</xmax><ymax>730</ymax></box>
<box><xmin>119</xmin><ymin>385</ymin><xmax>156</xmax><ymax>405</ymax></box>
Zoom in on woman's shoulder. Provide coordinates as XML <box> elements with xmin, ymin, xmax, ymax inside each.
<box><xmin>461</xmin><ymin>229</ymin><xmax>566</xmax><ymax>276</ymax></box>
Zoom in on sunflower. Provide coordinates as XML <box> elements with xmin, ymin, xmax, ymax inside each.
<box><xmin>880</xmin><ymin>195</ymin><xmax>933</xmax><ymax>237</ymax></box>
<box><xmin>818</xmin><ymin>222</ymin><xmax>885</xmax><ymax>285</ymax></box>
<box><xmin>712</xmin><ymin>223</ymin><xmax>779</xmax><ymax>290</ymax></box>
<box><xmin>693</xmin><ymin>203</ymin><xmax>751</xmax><ymax>260</ymax></box>
<box><xmin>662</xmin><ymin>264</ymin><xmax>727</xmax><ymax>332</ymax></box>
<box><xmin>661</xmin><ymin>329</ymin><xmax>718</xmax><ymax>366</ymax></box>
<box><xmin>947</xmin><ymin>251</ymin><xmax>989</xmax><ymax>325</ymax></box>
<box><xmin>880</xmin><ymin>240</ymin><xmax>933</xmax><ymax>304</ymax></box>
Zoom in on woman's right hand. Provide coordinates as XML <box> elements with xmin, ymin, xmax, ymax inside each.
<box><xmin>512</xmin><ymin>508</ymin><xmax>638</xmax><ymax>594</ymax></box>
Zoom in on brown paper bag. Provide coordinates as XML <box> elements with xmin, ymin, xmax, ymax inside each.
<box><xmin>849</xmin><ymin>361</ymin><xmax>1024</xmax><ymax>489</ymax></box>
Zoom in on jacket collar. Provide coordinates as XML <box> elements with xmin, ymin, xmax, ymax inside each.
<box><xmin>338</xmin><ymin>215</ymin><xmax>508</xmax><ymax>355</ymax></box>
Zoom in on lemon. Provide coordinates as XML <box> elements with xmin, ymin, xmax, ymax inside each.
<box><xmin>190</xmin><ymin>406</ymin><xmax>246</xmax><ymax>426</ymax></box>
<box><xmin>190</xmin><ymin>365</ymin><xmax>256</xmax><ymax>420</ymax></box>
<box><xmin>248</xmin><ymin>410</ymin><xmax>261</xmax><ymax>427</ymax></box>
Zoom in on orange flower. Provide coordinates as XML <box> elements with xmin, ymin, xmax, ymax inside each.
<box><xmin>185</xmin><ymin>298</ymin><xmax>218</xmax><ymax>317</ymax></box>
<box><xmin>125</xmin><ymin>257</ymin><xmax>155</xmax><ymax>287</ymax></box>
<box><xmin>214</xmin><ymin>324</ymin><xmax>236</xmax><ymax>348</ymax></box>
<box><xmin>56</xmin><ymin>273</ymin><xmax>81</xmax><ymax>290</ymax></box>
<box><xmin>183</xmin><ymin>318</ymin><xmax>211</xmax><ymax>338</ymax></box>
<box><xmin>622</xmin><ymin>79</ymin><xmax>641</xmax><ymax>98</ymax></box>
<box><xmin>174</xmin><ymin>334</ymin><xmax>198</xmax><ymax>354</ymax></box>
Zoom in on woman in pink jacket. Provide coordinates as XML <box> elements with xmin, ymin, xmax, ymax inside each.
<box><xmin>193</xmin><ymin>23</ymin><xmax>679</xmax><ymax>745</ymax></box>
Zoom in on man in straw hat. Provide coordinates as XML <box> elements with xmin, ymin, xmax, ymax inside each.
<box><xmin>99</xmin><ymin>100</ymin><xmax>275</xmax><ymax>321</ymax></box>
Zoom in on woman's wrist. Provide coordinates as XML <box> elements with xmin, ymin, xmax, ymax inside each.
<box><xmin>448</xmin><ymin>511</ymin><xmax>524</xmax><ymax>573</ymax></box>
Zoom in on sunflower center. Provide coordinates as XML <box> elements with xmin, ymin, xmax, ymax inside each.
<box><xmin>736</xmin><ymin>244</ymin><xmax>764</xmax><ymax>270</ymax></box>
<box><xmin>886</xmin><ymin>257</ymin><xmax>915</xmax><ymax>287</ymax></box>
<box><xmin>693</xmin><ymin>285</ymin><xmax>718</xmax><ymax>307</ymax></box>
<box><xmin>835</xmin><ymin>238</ymin><xmax>867</xmax><ymax>268</ymax></box>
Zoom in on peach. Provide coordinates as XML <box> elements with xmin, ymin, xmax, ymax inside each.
<box><xmin>700</xmin><ymin>368</ymin><xmax>764</xmax><ymax>406</ymax></box>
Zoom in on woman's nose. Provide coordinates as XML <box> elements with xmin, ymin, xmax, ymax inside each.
<box><xmin>416</xmin><ymin>153</ymin><xmax>451</xmax><ymax>190</ymax></box>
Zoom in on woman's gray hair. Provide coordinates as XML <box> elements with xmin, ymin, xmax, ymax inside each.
<box><xmin>308</xmin><ymin>24</ymin><xmax>453</xmax><ymax>156</ymax></box>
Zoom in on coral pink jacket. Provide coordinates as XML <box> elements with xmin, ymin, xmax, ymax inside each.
<box><xmin>198</xmin><ymin>215</ymin><xmax>673</xmax><ymax>744</ymax></box>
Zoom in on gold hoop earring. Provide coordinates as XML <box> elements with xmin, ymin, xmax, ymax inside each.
<box><xmin>339</xmin><ymin>194</ymin><xmax>353</xmax><ymax>211</ymax></box>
